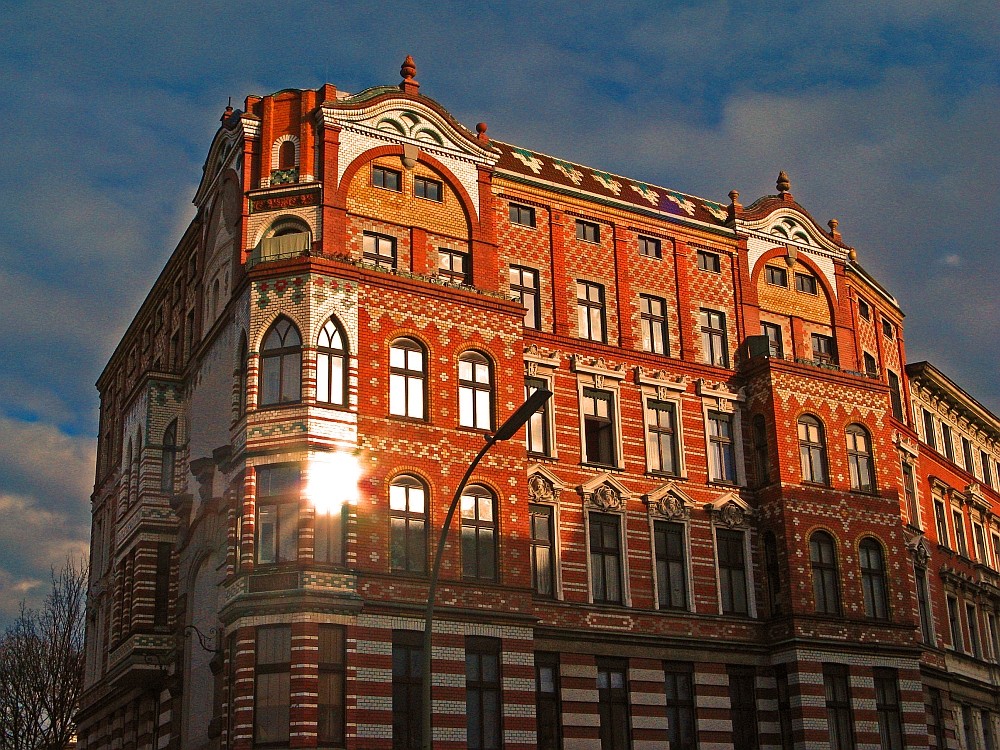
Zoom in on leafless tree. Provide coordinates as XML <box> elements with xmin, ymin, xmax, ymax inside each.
<box><xmin>0</xmin><ymin>560</ymin><xmax>87</xmax><ymax>750</ymax></box>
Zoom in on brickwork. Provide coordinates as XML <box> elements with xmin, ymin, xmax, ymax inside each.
<box><xmin>78</xmin><ymin>68</ymin><xmax>1000</xmax><ymax>750</ymax></box>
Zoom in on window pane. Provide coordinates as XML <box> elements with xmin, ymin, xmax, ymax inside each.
<box><xmin>407</xmin><ymin>378</ymin><xmax>424</xmax><ymax>418</ymax></box>
<box><xmin>316</xmin><ymin>352</ymin><xmax>330</xmax><ymax>402</ymax></box>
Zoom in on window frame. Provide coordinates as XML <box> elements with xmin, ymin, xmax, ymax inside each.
<box><xmin>882</xmin><ymin>318</ymin><xmax>895</xmax><ymax>339</ymax></box>
<box><xmin>509</xmin><ymin>202</ymin><xmax>536</xmax><ymax>228</ymax></box>
<box><xmin>577</xmin><ymin>280</ymin><xmax>607</xmax><ymax>343</ymax></box>
<box><xmin>873</xmin><ymin>668</ymin><xmax>904</xmax><ymax>750</ymax></box>
<box><xmin>414</xmin><ymin>175</ymin><xmax>443</xmax><ymax>202</ymax></box>
<box><xmin>582</xmin><ymin>387</ymin><xmax>619</xmax><ymax>468</ymax></box>
<box><xmin>461</xmin><ymin>485</ymin><xmax>498</xmax><ymax>582</ymax></box>
<box><xmin>915</xmin><ymin>566</ymin><xmax>934</xmax><ymax>645</ymax></box>
<box><xmin>941</xmin><ymin>422</ymin><xmax>956</xmax><ymax>461</ymax></box>
<box><xmin>535</xmin><ymin>653</ymin><xmax>563</xmax><ymax>750</ymax></box>
<box><xmin>653</xmin><ymin>520</ymin><xmax>689</xmax><ymax>610</ymax></box>
<box><xmin>160</xmin><ymin>420</ymin><xmax>177</xmax><ymax>494</ymax></box>
<box><xmin>858</xmin><ymin>298</ymin><xmax>871</xmax><ymax>320</ymax></box>
<box><xmin>795</xmin><ymin>272</ymin><xmax>818</xmax><ymax>294</ymax></box>
<box><xmin>362</xmin><ymin>231</ymin><xmax>397</xmax><ymax>270</ymax></box>
<box><xmin>846</xmin><ymin>424</ymin><xmax>876</xmax><ymax>493</ymax></box>
<box><xmin>639</xmin><ymin>293</ymin><xmax>669</xmax><ymax>355</ymax></box>
<box><xmin>810</xmin><ymin>333</ymin><xmax>836</xmax><ymax>365</ymax></box>
<box><xmin>392</xmin><ymin>630</ymin><xmax>424</xmax><ymax>750</ymax></box>
<box><xmin>707</xmin><ymin>410</ymin><xmax>738</xmax><ymax>484</ymax></box>
<box><xmin>372</xmin><ymin>164</ymin><xmax>402</xmax><ymax>191</ymax></box>
<box><xmin>525</xmin><ymin>376</ymin><xmax>554</xmax><ymax>457</ymax></box>
<box><xmin>888</xmin><ymin>371</ymin><xmax>905</xmax><ymax>422</ymax></box>
<box><xmin>529</xmin><ymin>503</ymin><xmax>557</xmax><ymax>598</ymax></box>
<box><xmin>947</xmin><ymin>595</ymin><xmax>963</xmax><ymax>652</ymax></box>
<box><xmin>317</xmin><ymin>624</ymin><xmax>346</xmax><ymax>746</ymax></box>
<box><xmin>589</xmin><ymin>511</ymin><xmax>625</xmax><ymax>605</ymax></box>
<box><xmin>596</xmin><ymin>658</ymin><xmax>631</xmax><ymax>750</ymax></box>
<box><xmin>510</xmin><ymin>265</ymin><xmax>541</xmax><ymax>329</ymax></box>
<box><xmin>823</xmin><ymin>663</ymin><xmax>856</xmax><ymax>750</ymax></box>
<box><xmin>438</xmin><ymin>247</ymin><xmax>470</xmax><ymax>285</ymax></box>
<box><xmin>638</xmin><ymin>235</ymin><xmax>661</xmax><ymax>258</ymax></box>
<box><xmin>700</xmin><ymin>308</ymin><xmax>729</xmax><ymax>367</ymax></box>
<box><xmin>954</xmin><ymin>509</ymin><xmax>969</xmax><ymax>557</ymax></box>
<box><xmin>255</xmin><ymin>464</ymin><xmax>301</xmax><ymax>566</ymax></box>
<box><xmin>798</xmin><ymin>415</ymin><xmax>829</xmax><ymax>485</ymax></box>
<box><xmin>810</xmin><ymin>531</ymin><xmax>841</xmax><ymax>616</ymax></box>
<box><xmin>389</xmin><ymin>475</ymin><xmax>428</xmax><ymax>574</ymax></box>
<box><xmin>966</xmin><ymin>602</ymin><xmax>983</xmax><ymax>659</ymax></box>
<box><xmin>458</xmin><ymin>350</ymin><xmax>493</xmax><ymax>430</ymax></box>
<box><xmin>716</xmin><ymin>527</ymin><xmax>750</xmax><ymax>616</ymax></box>
<box><xmin>389</xmin><ymin>337</ymin><xmax>427</xmax><ymax>420</ymax></box>
<box><xmin>697</xmin><ymin>249</ymin><xmax>721</xmax><ymax>273</ymax></box>
<box><xmin>934</xmin><ymin>497</ymin><xmax>949</xmax><ymax>547</ymax></box>
<box><xmin>316</xmin><ymin>316</ymin><xmax>349</xmax><ymax>408</ymax></box>
<box><xmin>254</xmin><ymin>625</ymin><xmax>291</xmax><ymax>746</ymax></box>
<box><xmin>575</xmin><ymin>219</ymin><xmax>600</xmax><ymax>244</ymax></box>
<box><xmin>259</xmin><ymin>317</ymin><xmax>303</xmax><ymax>406</ymax></box>
<box><xmin>902</xmin><ymin>461</ymin><xmax>919</xmax><ymax>527</ymax></box>
<box><xmin>764</xmin><ymin>265</ymin><xmax>788</xmax><ymax>287</ymax></box>
<box><xmin>465</xmin><ymin>636</ymin><xmax>503</xmax><ymax>750</ymax></box>
<box><xmin>761</xmin><ymin>321</ymin><xmax>783</xmax><ymax>358</ymax></box>
<box><xmin>728</xmin><ymin>665</ymin><xmax>759</xmax><ymax>750</ymax></box>
<box><xmin>859</xmin><ymin>537</ymin><xmax>889</xmax><ymax>620</ymax></box>
<box><xmin>922</xmin><ymin>409</ymin><xmax>937</xmax><ymax>450</ymax></box>
<box><xmin>663</xmin><ymin>662</ymin><xmax>697</xmax><ymax>750</ymax></box>
<box><xmin>645</xmin><ymin>398</ymin><xmax>681</xmax><ymax>476</ymax></box>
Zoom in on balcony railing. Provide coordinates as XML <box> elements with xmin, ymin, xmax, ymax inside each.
<box><xmin>741</xmin><ymin>335</ymin><xmax>878</xmax><ymax>380</ymax></box>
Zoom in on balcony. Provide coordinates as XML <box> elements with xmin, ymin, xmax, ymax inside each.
<box><xmin>741</xmin><ymin>335</ymin><xmax>878</xmax><ymax>380</ymax></box>
<box><xmin>246</xmin><ymin>231</ymin><xmax>312</xmax><ymax>269</ymax></box>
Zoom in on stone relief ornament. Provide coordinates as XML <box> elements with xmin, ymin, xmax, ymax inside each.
<box><xmin>528</xmin><ymin>474</ymin><xmax>556</xmax><ymax>503</ymax></box>
<box><xmin>591</xmin><ymin>484</ymin><xmax>625</xmax><ymax>512</ymax></box>
<box><xmin>719</xmin><ymin>502</ymin><xmax>745</xmax><ymax>528</ymax></box>
<box><xmin>651</xmin><ymin>492</ymin><xmax>690</xmax><ymax>520</ymax></box>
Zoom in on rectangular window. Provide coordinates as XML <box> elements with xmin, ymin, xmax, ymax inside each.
<box><xmin>697</xmin><ymin>249</ymin><xmax>721</xmax><ymax>272</ymax></box>
<box><xmin>974</xmin><ymin>523</ymin><xmax>989</xmax><ymax>564</ymax></box>
<box><xmin>863</xmin><ymin>352</ymin><xmax>878</xmax><ymax>377</ymax></box>
<box><xmin>525</xmin><ymin>377</ymin><xmax>552</xmax><ymax>456</ymax></box>
<box><xmin>967</xmin><ymin>603</ymin><xmax>983</xmax><ymax>659</ymax></box>
<box><xmin>663</xmin><ymin>663</ymin><xmax>697</xmax><ymax>750</ymax></box>
<box><xmin>765</xmin><ymin>265</ymin><xmax>788</xmax><ymax>287</ymax></box>
<box><xmin>576</xmin><ymin>219</ymin><xmax>600</xmax><ymax>243</ymax></box>
<box><xmin>795</xmin><ymin>273</ymin><xmax>817</xmax><ymax>294</ymax></box>
<box><xmin>761</xmin><ymin>322</ymin><xmax>783</xmax><ymax>358</ymax></box>
<box><xmin>646</xmin><ymin>400</ymin><xmax>679</xmax><ymax>476</ymax></box>
<box><xmin>982</xmin><ymin>450</ymin><xmax>994</xmax><ymax>488</ymax></box>
<box><xmin>954</xmin><ymin>510</ymin><xmax>968</xmax><ymax>556</ymax></box>
<box><xmin>888</xmin><ymin>371</ymin><xmax>905</xmax><ymax>422</ymax></box>
<box><xmin>438</xmin><ymin>248</ymin><xmax>470</xmax><ymax>284</ymax></box>
<box><xmin>922</xmin><ymin>409</ymin><xmax>937</xmax><ymax>449</ymax></box>
<box><xmin>942</xmin><ymin>423</ymin><xmax>956</xmax><ymax>461</ymax></box>
<box><xmin>509</xmin><ymin>203</ymin><xmax>536</xmax><ymax>227</ymax></box>
<box><xmin>916</xmin><ymin>567</ymin><xmax>933</xmax><ymax>644</ymax></box>
<box><xmin>654</xmin><ymin>521</ymin><xmax>687</xmax><ymax>609</ymax></box>
<box><xmin>577</xmin><ymin>281</ymin><xmax>606</xmax><ymax>342</ymax></box>
<box><xmin>874</xmin><ymin>668</ymin><xmax>904</xmax><ymax>750</ymax></box>
<box><xmin>774</xmin><ymin>665</ymin><xmax>794</xmax><ymax>750</ymax></box>
<box><xmin>948</xmin><ymin>595</ymin><xmax>963</xmax><ymax>651</ymax></box>
<box><xmin>883</xmin><ymin>319</ymin><xmax>895</xmax><ymax>339</ymax></box>
<box><xmin>993</xmin><ymin>533</ymin><xmax>1000</xmax><ymax>569</ymax></box>
<box><xmin>510</xmin><ymin>265</ymin><xmax>540</xmax><ymax>329</ymax></box>
<box><xmin>811</xmin><ymin>333</ymin><xmax>836</xmax><ymax>364</ymax></box>
<box><xmin>392</xmin><ymin>631</ymin><xmax>423</xmax><ymax>750</ymax></box>
<box><xmin>255</xmin><ymin>465</ymin><xmax>301</xmax><ymax>566</ymax></box>
<box><xmin>583</xmin><ymin>388</ymin><xmax>617</xmax><ymax>467</ymax></box>
<box><xmin>255</xmin><ymin>625</ymin><xmax>291</xmax><ymax>745</ymax></box>
<box><xmin>363</xmin><ymin>231</ymin><xmax>397</xmax><ymax>270</ymax></box>
<box><xmin>717</xmin><ymin>528</ymin><xmax>749</xmax><ymax>615</ymax></box>
<box><xmin>983</xmin><ymin>709</ymin><xmax>996</xmax><ymax>750</ymax></box>
<box><xmin>963</xmin><ymin>437</ymin><xmax>976</xmax><ymax>475</ymax></box>
<box><xmin>902</xmin><ymin>462</ymin><xmax>919</xmax><ymax>527</ymax></box>
<box><xmin>700</xmin><ymin>309</ymin><xmax>728</xmax><ymax>367</ymax></box>
<box><xmin>318</xmin><ymin>625</ymin><xmax>345</xmax><ymax>746</ymax></box>
<box><xmin>414</xmin><ymin>175</ymin><xmax>442</xmax><ymax>201</ymax></box>
<box><xmin>589</xmin><ymin>513</ymin><xmax>623</xmax><ymax>604</ymax></box>
<box><xmin>708</xmin><ymin>411</ymin><xmax>737</xmax><ymax>484</ymax></box>
<box><xmin>823</xmin><ymin>664</ymin><xmax>856</xmax><ymax>750</ymax></box>
<box><xmin>153</xmin><ymin>543</ymin><xmax>171</xmax><ymax>627</ymax></box>
<box><xmin>638</xmin><ymin>235</ymin><xmax>661</xmax><ymax>258</ymax></box>
<box><xmin>930</xmin><ymin>688</ymin><xmax>947</xmax><ymax>750</ymax></box>
<box><xmin>535</xmin><ymin>654</ymin><xmax>562</xmax><ymax>750</ymax></box>
<box><xmin>466</xmin><ymin>637</ymin><xmax>502</xmax><ymax>750</ymax></box>
<box><xmin>314</xmin><ymin>508</ymin><xmax>343</xmax><ymax>565</ymax></box>
<box><xmin>373</xmin><ymin>165</ymin><xmax>402</xmax><ymax>191</ymax></box>
<box><xmin>962</xmin><ymin>705</ymin><xmax>978</xmax><ymax>750</ymax></box>
<box><xmin>987</xmin><ymin>613</ymin><xmax>1000</xmax><ymax>662</ymax></box>
<box><xmin>858</xmin><ymin>298</ymin><xmax>871</xmax><ymax>320</ymax></box>
<box><xmin>934</xmin><ymin>499</ymin><xmax>949</xmax><ymax>547</ymax></box>
<box><xmin>640</xmin><ymin>294</ymin><xmax>668</xmax><ymax>354</ymax></box>
<box><xmin>728</xmin><ymin>666</ymin><xmax>759</xmax><ymax>750</ymax></box>
<box><xmin>530</xmin><ymin>504</ymin><xmax>555</xmax><ymax>597</ymax></box>
<box><xmin>597</xmin><ymin>659</ymin><xmax>630</xmax><ymax>750</ymax></box>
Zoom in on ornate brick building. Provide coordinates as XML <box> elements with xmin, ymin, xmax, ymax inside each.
<box><xmin>77</xmin><ymin>58</ymin><xmax>1000</xmax><ymax>750</ymax></box>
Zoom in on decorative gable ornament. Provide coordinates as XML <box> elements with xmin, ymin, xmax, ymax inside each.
<box><xmin>704</xmin><ymin>491</ymin><xmax>754</xmax><ymax>528</ymax></box>
<box><xmin>645</xmin><ymin>481</ymin><xmax>694</xmax><ymax>521</ymax></box>
<box><xmin>905</xmin><ymin>531</ymin><xmax>932</xmax><ymax>567</ymax></box>
<box><xmin>527</xmin><ymin>465</ymin><xmax>566</xmax><ymax>504</ymax></box>
<box><xmin>579</xmin><ymin>473</ymin><xmax>633</xmax><ymax>513</ymax></box>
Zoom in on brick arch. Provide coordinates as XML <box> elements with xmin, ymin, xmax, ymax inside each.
<box><xmin>751</xmin><ymin>247</ymin><xmax>838</xmax><ymax>322</ymax></box>
<box><xmin>253</xmin><ymin>312</ymin><xmax>304</xmax><ymax>354</ymax></box>
<box><xmin>333</xmin><ymin>145</ymin><xmax>482</xmax><ymax>242</ymax></box>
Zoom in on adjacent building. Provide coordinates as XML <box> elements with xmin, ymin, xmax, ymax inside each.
<box><xmin>77</xmin><ymin>58</ymin><xmax>1000</xmax><ymax>750</ymax></box>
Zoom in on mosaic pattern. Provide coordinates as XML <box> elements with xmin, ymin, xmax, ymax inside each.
<box><xmin>254</xmin><ymin>275</ymin><xmax>358</xmax><ymax>309</ymax></box>
<box><xmin>552</xmin><ymin>158</ymin><xmax>583</xmax><ymax>185</ymax></box>
<box><xmin>150</xmin><ymin>381</ymin><xmax>184</xmax><ymax>406</ymax></box>
<box><xmin>591</xmin><ymin>170</ymin><xmax>622</xmax><ymax>195</ymax></box>
<box><xmin>510</xmin><ymin>147</ymin><xmax>543</xmax><ymax>174</ymax></box>
<box><xmin>246</xmin><ymin>420</ymin><xmax>307</xmax><ymax>439</ymax></box>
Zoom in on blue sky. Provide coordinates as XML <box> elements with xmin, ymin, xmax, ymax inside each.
<box><xmin>0</xmin><ymin>1</ymin><xmax>997</xmax><ymax>622</ymax></box>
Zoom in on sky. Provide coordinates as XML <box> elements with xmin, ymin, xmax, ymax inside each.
<box><xmin>0</xmin><ymin>1</ymin><xmax>997</xmax><ymax>624</ymax></box>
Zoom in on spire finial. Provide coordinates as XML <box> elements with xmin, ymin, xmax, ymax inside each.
<box><xmin>476</xmin><ymin>122</ymin><xmax>489</xmax><ymax>143</ymax></box>
<box><xmin>400</xmin><ymin>55</ymin><xmax>420</xmax><ymax>94</ymax></box>
<box><xmin>776</xmin><ymin>171</ymin><xmax>790</xmax><ymax>194</ymax></box>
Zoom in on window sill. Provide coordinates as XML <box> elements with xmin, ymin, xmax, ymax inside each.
<box><xmin>457</xmin><ymin>425</ymin><xmax>492</xmax><ymax>435</ymax></box>
<box><xmin>583</xmin><ymin>461</ymin><xmax>624</xmax><ymax>472</ymax></box>
<box><xmin>707</xmin><ymin>479</ymin><xmax>741</xmax><ymax>489</ymax></box>
<box><xmin>257</xmin><ymin>400</ymin><xmax>303</xmax><ymax>410</ymax></box>
<box><xmin>387</xmin><ymin>414</ymin><xmax>430</xmax><ymax>424</ymax></box>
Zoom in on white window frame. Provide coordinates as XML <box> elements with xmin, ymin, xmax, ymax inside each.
<box><xmin>527</xmin><ymin>466</ymin><xmax>566</xmax><ymax>601</ymax></box>
<box><xmin>572</xmin><ymin>355</ymin><xmax>627</xmax><ymax>470</ymax></box>
<box><xmin>706</xmin><ymin>496</ymin><xmax>757</xmax><ymax>618</ymax></box>
<box><xmin>580</xmin><ymin>475</ymin><xmax>633</xmax><ymax>607</ymax></box>
<box><xmin>698</xmin><ymin>379</ymin><xmax>746</xmax><ymax>486</ymax></box>
<box><xmin>524</xmin><ymin>349</ymin><xmax>561</xmax><ymax>459</ymax></box>
<box><xmin>637</xmin><ymin>369</ymin><xmax>688</xmax><ymax>478</ymax></box>
<box><xmin>645</xmin><ymin>482</ymin><xmax>695</xmax><ymax>612</ymax></box>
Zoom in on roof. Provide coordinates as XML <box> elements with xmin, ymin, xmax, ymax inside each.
<box><xmin>907</xmin><ymin>360</ymin><xmax>1000</xmax><ymax>439</ymax></box>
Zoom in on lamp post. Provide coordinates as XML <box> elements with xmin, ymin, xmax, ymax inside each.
<box><xmin>421</xmin><ymin>388</ymin><xmax>552</xmax><ymax>750</ymax></box>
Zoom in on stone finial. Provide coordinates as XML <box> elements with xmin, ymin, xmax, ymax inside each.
<box><xmin>400</xmin><ymin>55</ymin><xmax>420</xmax><ymax>94</ymax></box>
<box><xmin>221</xmin><ymin>105</ymin><xmax>234</xmax><ymax>124</ymax></box>
<box><xmin>776</xmin><ymin>171</ymin><xmax>791</xmax><ymax>194</ymax></box>
<box><xmin>828</xmin><ymin>218</ymin><xmax>842</xmax><ymax>241</ymax></box>
<box><xmin>476</xmin><ymin>122</ymin><xmax>489</xmax><ymax>143</ymax></box>
<box><xmin>848</xmin><ymin>247</ymin><xmax>858</xmax><ymax>261</ymax></box>
<box><xmin>726</xmin><ymin>189</ymin><xmax>742</xmax><ymax>222</ymax></box>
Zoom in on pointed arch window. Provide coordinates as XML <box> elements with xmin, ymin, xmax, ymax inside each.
<box><xmin>389</xmin><ymin>338</ymin><xmax>426</xmax><ymax>419</ymax></box>
<box><xmin>859</xmin><ymin>538</ymin><xmax>889</xmax><ymax>620</ymax></box>
<box><xmin>458</xmin><ymin>351</ymin><xmax>492</xmax><ymax>430</ymax></box>
<box><xmin>316</xmin><ymin>317</ymin><xmax>348</xmax><ymax>407</ymax></box>
<box><xmin>260</xmin><ymin>318</ymin><xmax>302</xmax><ymax>405</ymax></box>
<box><xmin>160</xmin><ymin>421</ymin><xmax>177</xmax><ymax>494</ymax></box>
<box><xmin>798</xmin><ymin>415</ymin><xmax>828</xmax><ymax>484</ymax></box>
<box><xmin>810</xmin><ymin>531</ymin><xmax>840</xmax><ymax>615</ymax></box>
<box><xmin>846</xmin><ymin>424</ymin><xmax>875</xmax><ymax>493</ymax></box>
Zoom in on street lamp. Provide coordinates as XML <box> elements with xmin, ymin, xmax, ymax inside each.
<box><xmin>421</xmin><ymin>388</ymin><xmax>552</xmax><ymax>750</ymax></box>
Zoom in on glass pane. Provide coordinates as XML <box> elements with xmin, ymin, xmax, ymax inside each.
<box><xmin>261</xmin><ymin>357</ymin><xmax>280</xmax><ymax>405</ymax></box>
<box><xmin>330</xmin><ymin>358</ymin><xmax>344</xmax><ymax>405</ymax></box>
<box><xmin>478</xmin><ymin>494</ymin><xmax>493</xmax><ymax>522</ymax></box>
<box><xmin>278</xmin><ymin>504</ymin><xmax>298</xmax><ymax>562</ymax></box>
<box><xmin>389</xmin><ymin>483</ymin><xmax>407</xmax><ymax>510</ymax></box>
<box><xmin>281</xmin><ymin>354</ymin><xmax>301</xmax><ymax>401</ymax></box>
<box><xmin>407</xmin><ymin>378</ymin><xmax>424</xmax><ymax>418</ymax></box>
<box><xmin>475</xmin><ymin>390</ymin><xmax>490</xmax><ymax>428</ymax></box>
<box><xmin>407</xmin><ymin>348</ymin><xmax>423</xmax><ymax>371</ymax></box>
<box><xmin>258</xmin><ymin>505</ymin><xmax>276</xmax><ymax>563</ymax></box>
<box><xmin>410</xmin><ymin>485</ymin><xmax>425</xmax><ymax>513</ymax></box>
<box><xmin>389</xmin><ymin>374</ymin><xmax>405</xmax><ymax>414</ymax></box>
<box><xmin>390</xmin><ymin>345</ymin><xmax>405</xmax><ymax>368</ymax></box>
<box><xmin>459</xmin><ymin>359</ymin><xmax>473</xmax><ymax>381</ymax></box>
<box><xmin>460</xmin><ymin>387</ymin><xmax>475</xmax><ymax>426</ymax></box>
<box><xmin>316</xmin><ymin>353</ymin><xmax>330</xmax><ymax>402</ymax></box>
<box><xmin>480</xmin><ymin>529</ymin><xmax>495</xmax><ymax>578</ymax></box>
<box><xmin>461</xmin><ymin>494</ymin><xmax>476</xmax><ymax>519</ymax></box>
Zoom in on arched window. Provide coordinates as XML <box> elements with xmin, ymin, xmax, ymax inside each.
<box><xmin>237</xmin><ymin>335</ymin><xmax>248</xmax><ymax>417</ymax></box>
<box><xmin>859</xmin><ymin>538</ymin><xmax>888</xmax><ymax>620</ymax></box>
<box><xmin>458</xmin><ymin>351</ymin><xmax>492</xmax><ymax>429</ymax></box>
<box><xmin>316</xmin><ymin>317</ymin><xmax>348</xmax><ymax>407</ymax></box>
<box><xmin>810</xmin><ymin>531</ymin><xmax>840</xmax><ymax>615</ymax></box>
<box><xmin>160</xmin><ymin>421</ymin><xmax>177</xmax><ymax>494</ymax></box>
<box><xmin>389</xmin><ymin>475</ymin><xmax>427</xmax><ymax>573</ymax></box>
<box><xmin>752</xmin><ymin>414</ymin><xmax>769</xmax><ymax>486</ymax></box>
<box><xmin>278</xmin><ymin>140</ymin><xmax>296</xmax><ymax>170</ymax></box>
<box><xmin>798</xmin><ymin>415</ymin><xmax>828</xmax><ymax>484</ymax></box>
<box><xmin>846</xmin><ymin>424</ymin><xmax>875</xmax><ymax>493</ymax></box>
<box><xmin>763</xmin><ymin>531</ymin><xmax>782</xmax><ymax>616</ymax></box>
<box><xmin>461</xmin><ymin>485</ymin><xmax>497</xmax><ymax>581</ymax></box>
<box><xmin>260</xmin><ymin>317</ymin><xmax>302</xmax><ymax>405</ymax></box>
<box><xmin>389</xmin><ymin>338</ymin><xmax>426</xmax><ymax>419</ymax></box>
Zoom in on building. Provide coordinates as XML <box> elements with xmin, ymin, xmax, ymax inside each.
<box><xmin>77</xmin><ymin>57</ymin><xmax>1000</xmax><ymax>750</ymax></box>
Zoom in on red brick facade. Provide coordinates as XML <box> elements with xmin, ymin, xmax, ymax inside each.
<box><xmin>78</xmin><ymin>61</ymin><xmax>1000</xmax><ymax>750</ymax></box>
